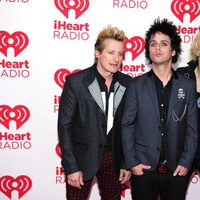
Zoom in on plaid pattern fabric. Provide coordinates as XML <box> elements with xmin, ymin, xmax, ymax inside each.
<box><xmin>66</xmin><ymin>149</ymin><xmax>121</xmax><ymax>200</ymax></box>
<box><xmin>96</xmin><ymin>149</ymin><xmax>121</xmax><ymax>200</ymax></box>
<box><xmin>66</xmin><ymin>179</ymin><xmax>93</xmax><ymax>200</ymax></box>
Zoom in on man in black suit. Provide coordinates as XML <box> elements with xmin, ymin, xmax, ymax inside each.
<box><xmin>121</xmin><ymin>18</ymin><xmax>198</xmax><ymax>200</ymax></box>
<box><xmin>177</xmin><ymin>31</ymin><xmax>200</xmax><ymax>173</ymax></box>
<box><xmin>58</xmin><ymin>25</ymin><xmax>131</xmax><ymax>200</ymax></box>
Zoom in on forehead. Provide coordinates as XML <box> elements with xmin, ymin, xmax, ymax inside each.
<box><xmin>150</xmin><ymin>32</ymin><xmax>171</xmax><ymax>42</ymax></box>
<box><xmin>102</xmin><ymin>38</ymin><xmax>124</xmax><ymax>48</ymax></box>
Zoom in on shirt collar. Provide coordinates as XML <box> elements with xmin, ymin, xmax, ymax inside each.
<box><xmin>94</xmin><ymin>67</ymin><xmax>118</xmax><ymax>89</ymax></box>
<box><xmin>148</xmin><ymin>68</ymin><xmax>178</xmax><ymax>80</ymax></box>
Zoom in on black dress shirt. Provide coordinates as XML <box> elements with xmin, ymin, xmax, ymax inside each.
<box><xmin>152</xmin><ymin>70</ymin><xmax>173</xmax><ymax>164</ymax></box>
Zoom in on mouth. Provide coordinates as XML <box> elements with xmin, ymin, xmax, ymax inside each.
<box><xmin>155</xmin><ymin>53</ymin><xmax>161</xmax><ymax>57</ymax></box>
<box><xmin>110</xmin><ymin>63</ymin><xmax>119</xmax><ymax>67</ymax></box>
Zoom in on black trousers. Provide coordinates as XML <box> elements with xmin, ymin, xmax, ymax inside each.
<box><xmin>131</xmin><ymin>170</ymin><xmax>191</xmax><ymax>200</ymax></box>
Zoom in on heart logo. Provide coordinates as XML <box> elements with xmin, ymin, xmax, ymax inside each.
<box><xmin>54</xmin><ymin>0</ymin><xmax>89</xmax><ymax>19</ymax></box>
<box><xmin>54</xmin><ymin>68</ymin><xmax>81</xmax><ymax>89</ymax></box>
<box><xmin>121</xmin><ymin>183</ymin><xmax>132</xmax><ymax>198</ymax></box>
<box><xmin>0</xmin><ymin>105</ymin><xmax>30</xmax><ymax>130</ymax></box>
<box><xmin>171</xmin><ymin>0</ymin><xmax>200</xmax><ymax>23</ymax></box>
<box><xmin>55</xmin><ymin>143</ymin><xmax>62</xmax><ymax>158</ymax></box>
<box><xmin>0</xmin><ymin>31</ymin><xmax>29</xmax><ymax>57</ymax></box>
<box><xmin>0</xmin><ymin>175</ymin><xmax>32</xmax><ymax>199</ymax></box>
<box><xmin>124</xmin><ymin>36</ymin><xmax>145</xmax><ymax>61</ymax></box>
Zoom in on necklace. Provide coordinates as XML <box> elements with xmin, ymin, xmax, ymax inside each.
<box><xmin>172</xmin><ymin>104</ymin><xmax>187</xmax><ymax>122</ymax></box>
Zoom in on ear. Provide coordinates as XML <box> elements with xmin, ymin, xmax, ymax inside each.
<box><xmin>172</xmin><ymin>49</ymin><xmax>176</xmax><ymax>56</ymax></box>
<box><xmin>95</xmin><ymin>50</ymin><xmax>101</xmax><ymax>58</ymax></box>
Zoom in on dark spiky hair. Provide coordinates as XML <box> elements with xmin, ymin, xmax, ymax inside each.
<box><xmin>145</xmin><ymin>17</ymin><xmax>182</xmax><ymax>64</ymax></box>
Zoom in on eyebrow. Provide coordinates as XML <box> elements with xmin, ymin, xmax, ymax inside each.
<box><xmin>150</xmin><ymin>39</ymin><xmax>169</xmax><ymax>42</ymax></box>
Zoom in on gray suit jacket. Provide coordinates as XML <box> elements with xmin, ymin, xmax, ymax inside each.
<box><xmin>121</xmin><ymin>70</ymin><xmax>198</xmax><ymax>171</ymax></box>
<box><xmin>58</xmin><ymin>64</ymin><xmax>131</xmax><ymax>180</ymax></box>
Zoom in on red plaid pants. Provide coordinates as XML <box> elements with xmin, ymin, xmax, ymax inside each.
<box><xmin>66</xmin><ymin>149</ymin><xmax>121</xmax><ymax>200</ymax></box>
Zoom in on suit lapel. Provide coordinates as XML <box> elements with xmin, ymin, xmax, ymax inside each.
<box><xmin>88</xmin><ymin>78</ymin><xmax>104</xmax><ymax>112</ymax></box>
<box><xmin>88</xmin><ymin>79</ymin><xmax>127</xmax><ymax>115</ymax></box>
<box><xmin>167</xmin><ymin>78</ymin><xmax>179</xmax><ymax>123</ymax></box>
<box><xmin>86</xmin><ymin>67</ymin><xmax>129</xmax><ymax>115</ymax></box>
<box><xmin>113</xmin><ymin>81</ymin><xmax>126</xmax><ymax>116</ymax></box>
<box><xmin>147</xmin><ymin>76</ymin><xmax>160</xmax><ymax>120</ymax></box>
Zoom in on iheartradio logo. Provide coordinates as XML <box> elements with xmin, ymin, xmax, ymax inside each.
<box><xmin>190</xmin><ymin>170</ymin><xmax>200</xmax><ymax>184</ymax></box>
<box><xmin>171</xmin><ymin>0</ymin><xmax>200</xmax><ymax>23</ymax></box>
<box><xmin>0</xmin><ymin>31</ymin><xmax>29</xmax><ymax>57</ymax></box>
<box><xmin>0</xmin><ymin>105</ymin><xmax>30</xmax><ymax>130</ymax></box>
<box><xmin>55</xmin><ymin>143</ymin><xmax>62</xmax><ymax>158</ymax></box>
<box><xmin>124</xmin><ymin>36</ymin><xmax>145</xmax><ymax>61</ymax></box>
<box><xmin>54</xmin><ymin>68</ymin><xmax>81</xmax><ymax>89</ymax></box>
<box><xmin>54</xmin><ymin>0</ymin><xmax>89</xmax><ymax>19</ymax></box>
<box><xmin>121</xmin><ymin>183</ymin><xmax>131</xmax><ymax>198</ymax></box>
<box><xmin>0</xmin><ymin>175</ymin><xmax>32</xmax><ymax>199</ymax></box>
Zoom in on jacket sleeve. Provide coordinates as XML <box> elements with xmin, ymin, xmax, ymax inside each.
<box><xmin>121</xmin><ymin>80</ymin><xmax>140</xmax><ymax>169</ymax></box>
<box><xmin>178</xmin><ymin>81</ymin><xmax>198</xmax><ymax>169</ymax></box>
<box><xmin>57</xmin><ymin>77</ymin><xmax>80</xmax><ymax>175</ymax></box>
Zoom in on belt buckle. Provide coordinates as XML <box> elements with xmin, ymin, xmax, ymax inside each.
<box><xmin>156</xmin><ymin>163</ymin><xmax>168</xmax><ymax>174</ymax></box>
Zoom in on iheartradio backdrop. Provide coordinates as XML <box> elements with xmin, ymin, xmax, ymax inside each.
<box><xmin>0</xmin><ymin>0</ymin><xmax>200</xmax><ymax>199</ymax></box>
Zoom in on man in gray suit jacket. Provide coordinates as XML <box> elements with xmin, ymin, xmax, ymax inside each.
<box><xmin>121</xmin><ymin>18</ymin><xmax>198</xmax><ymax>200</ymax></box>
<box><xmin>58</xmin><ymin>25</ymin><xmax>131</xmax><ymax>200</ymax></box>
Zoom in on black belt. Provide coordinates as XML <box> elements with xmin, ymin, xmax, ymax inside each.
<box><xmin>156</xmin><ymin>161</ymin><xmax>169</xmax><ymax>174</ymax></box>
<box><xmin>104</xmin><ymin>145</ymin><xmax>112</xmax><ymax>152</ymax></box>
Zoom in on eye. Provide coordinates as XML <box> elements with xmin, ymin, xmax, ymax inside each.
<box><xmin>108</xmin><ymin>51</ymin><xmax>115</xmax><ymax>55</ymax></box>
<box><xmin>150</xmin><ymin>41</ymin><xmax>156</xmax><ymax>47</ymax></box>
<box><xmin>160</xmin><ymin>41</ymin><xmax>168</xmax><ymax>46</ymax></box>
<box><xmin>118</xmin><ymin>52</ymin><xmax>123</xmax><ymax>57</ymax></box>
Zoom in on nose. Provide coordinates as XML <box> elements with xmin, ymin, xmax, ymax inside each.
<box><xmin>114</xmin><ymin>54</ymin><xmax>120</xmax><ymax>62</ymax></box>
<box><xmin>156</xmin><ymin>43</ymin><xmax>160</xmax><ymax>50</ymax></box>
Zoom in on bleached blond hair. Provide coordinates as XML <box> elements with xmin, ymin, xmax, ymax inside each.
<box><xmin>94</xmin><ymin>25</ymin><xmax>125</xmax><ymax>62</ymax></box>
<box><xmin>190</xmin><ymin>31</ymin><xmax>200</xmax><ymax>61</ymax></box>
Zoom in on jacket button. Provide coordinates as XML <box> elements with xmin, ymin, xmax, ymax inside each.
<box><xmin>157</xmin><ymin>148</ymin><xmax>160</xmax><ymax>151</ymax></box>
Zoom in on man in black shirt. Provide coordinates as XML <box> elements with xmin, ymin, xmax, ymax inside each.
<box><xmin>121</xmin><ymin>18</ymin><xmax>198</xmax><ymax>200</ymax></box>
<box><xmin>58</xmin><ymin>25</ymin><xmax>131</xmax><ymax>200</ymax></box>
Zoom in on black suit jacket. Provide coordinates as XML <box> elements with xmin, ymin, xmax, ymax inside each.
<box><xmin>58</xmin><ymin>64</ymin><xmax>131</xmax><ymax>180</ymax></box>
<box><xmin>121</xmin><ymin>70</ymin><xmax>198</xmax><ymax>172</ymax></box>
<box><xmin>177</xmin><ymin>60</ymin><xmax>200</xmax><ymax>171</ymax></box>
<box><xmin>177</xmin><ymin>60</ymin><xmax>198</xmax><ymax>80</ymax></box>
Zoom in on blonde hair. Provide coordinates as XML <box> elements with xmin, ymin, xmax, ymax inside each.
<box><xmin>190</xmin><ymin>31</ymin><xmax>200</xmax><ymax>61</ymax></box>
<box><xmin>94</xmin><ymin>25</ymin><xmax>125</xmax><ymax>62</ymax></box>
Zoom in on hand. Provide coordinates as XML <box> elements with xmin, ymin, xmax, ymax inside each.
<box><xmin>67</xmin><ymin>171</ymin><xmax>84</xmax><ymax>189</ymax></box>
<box><xmin>119</xmin><ymin>169</ymin><xmax>131</xmax><ymax>184</ymax></box>
<box><xmin>131</xmin><ymin>164</ymin><xmax>151</xmax><ymax>175</ymax></box>
<box><xmin>173</xmin><ymin>165</ymin><xmax>188</xmax><ymax>176</ymax></box>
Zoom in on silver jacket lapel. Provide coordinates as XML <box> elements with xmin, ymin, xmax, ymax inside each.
<box><xmin>113</xmin><ymin>81</ymin><xmax>126</xmax><ymax>115</ymax></box>
<box><xmin>88</xmin><ymin>78</ymin><xmax>104</xmax><ymax>112</ymax></box>
<box><xmin>88</xmin><ymin>79</ymin><xmax>127</xmax><ymax>115</ymax></box>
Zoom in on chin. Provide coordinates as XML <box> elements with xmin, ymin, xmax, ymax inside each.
<box><xmin>111</xmin><ymin>67</ymin><xmax>120</xmax><ymax>73</ymax></box>
<box><xmin>110</xmin><ymin>69</ymin><xmax>119</xmax><ymax>74</ymax></box>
